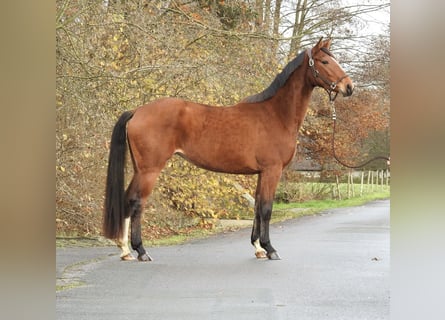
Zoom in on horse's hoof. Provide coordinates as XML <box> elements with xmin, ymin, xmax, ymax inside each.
<box><xmin>255</xmin><ymin>251</ymin><xmax>268</xmax><ymax>259</ymax></box>
<box><xmin>121</xmin><ymin>253</ymin><xmax>135</xmax><ymax>261</ymax></box>
<box><xmin>267</xmin><ymin>251</ymin><xmax>281</xmax><ymax>260</ymax></box>
<box><xmin>138</xmin><ymin>253</ymin><xmax>153</xmax><ymax>262</ymax></box>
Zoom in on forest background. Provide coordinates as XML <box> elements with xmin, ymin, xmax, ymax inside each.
<box><xmin>56</xmin><ymin>0</ymin><xmax>390</xmax><ymax>240</ymax></box>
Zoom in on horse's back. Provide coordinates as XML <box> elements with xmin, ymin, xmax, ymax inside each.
<box><xmin>125</xmin><ymin>97</ymin><xmax>291</xmax><ymax>174</ymax></box>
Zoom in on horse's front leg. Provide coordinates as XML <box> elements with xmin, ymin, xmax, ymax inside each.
<box><xmin>252</xmin><ymin>169</ymin><xmax>282</xmax><ymax>260</ymax></box>
<box><xmin>258</xmin><ymin>199</ymin><xmax>281</xmax><ymax>260</ymax></box>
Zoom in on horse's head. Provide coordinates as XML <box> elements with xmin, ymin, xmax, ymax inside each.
<box><xmin>307</xmin><ymin>38</ymin><xmax>354</xmax><ymax>100</ymax></box>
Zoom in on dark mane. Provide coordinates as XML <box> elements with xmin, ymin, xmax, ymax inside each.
<box><xmin>243</xmin><ymin>50</ymin><xmax>306</xmax><ymax>103</ymax></box>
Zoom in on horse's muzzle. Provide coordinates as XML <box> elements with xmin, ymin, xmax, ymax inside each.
<box><xmin>346</xmin><ymin>83</ymin><xmax>354</xmax><ymax>96</ymax></box>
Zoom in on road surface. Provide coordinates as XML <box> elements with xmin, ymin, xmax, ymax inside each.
<box><xmin>56</xmin><ymin>200</ymin><xmax>389</xmax><ymax>320</ymax></box>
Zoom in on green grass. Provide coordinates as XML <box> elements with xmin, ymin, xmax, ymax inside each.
<box><xmin>274</xmin><ymin>188</ymin><xmax>390</xmax><ymax>212</ymax></box>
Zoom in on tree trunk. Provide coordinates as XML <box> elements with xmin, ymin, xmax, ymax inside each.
<box><xmin>264</xmin><ymin>0</ymin><xmax>271</xmax><ymax>33</ymax></box>
<box><xmin>255</xmin><ymin>0</ymin><xmax>264</xmax><ymax>31</ymax></box>
<box><xmin>288</xmin><ymin>0</ymin><xmax>307</xmax><ymax>61</ymax></box>
<box><xmin>272</xmin><ymin>0</ymin><xmax>282</xmax><ymax>55</ymax></box>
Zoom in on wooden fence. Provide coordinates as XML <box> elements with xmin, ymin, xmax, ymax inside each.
<box><xmin>334</xmin><ymin>169</ymin><xmax>390</xmax><ymax>200</ymax></box>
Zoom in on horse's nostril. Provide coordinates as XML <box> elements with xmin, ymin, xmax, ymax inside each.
<box><xmin>346</xmin><ymin>83</ymin><xmax>353</xmax><ymax>95</ymax></box>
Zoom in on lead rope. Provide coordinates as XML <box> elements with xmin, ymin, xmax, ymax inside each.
<box><xmin>330</xmin><ymin>101</ymin><xmax>390</xmax><ymax>169</ymax></box>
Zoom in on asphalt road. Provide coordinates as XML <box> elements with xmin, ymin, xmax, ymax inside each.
<box><xmin>56</xmin><ymin>200</ymin><xmax>389</xmax><ymax>320</ymax></box>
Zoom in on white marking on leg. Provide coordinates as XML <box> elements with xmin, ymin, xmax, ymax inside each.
<box><xmin>253</xmin><ymin>239</ymin><xmax>267</xmax><ymax>258</ymax></box>
<box><xmin>116</xmin><ymin>217</ymin><xmax>133</xmax><ymax>259</ymax></box>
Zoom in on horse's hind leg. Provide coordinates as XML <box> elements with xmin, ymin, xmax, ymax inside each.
<box><xmin>127</xmin><ymin>170</ymin><xmax>161</xmax><ymax>261</ymax></box>
<box><xmin>116</xmin><ymin>216</ymin><xmax>134</xmax><ymax>260</ymax></box>
<box><xmin>251</xmin><ymin>175</ymin><xmax>267</xmax><ymax>259</ymax></box>
<box><xmin>114</xmin><ymin>177</ymin><xmax>137</xmax><ymax>261</ymax></box>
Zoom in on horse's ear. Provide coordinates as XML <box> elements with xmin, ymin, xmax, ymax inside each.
<box><xmin>314</xmin><ymin>37</ymin><xmax>324</xmax><ymax>50</ymax></box>
<box><xmin>323</xmin><ymin>38</ymin><xmax>332</xmax><ymax>49</ymax></box>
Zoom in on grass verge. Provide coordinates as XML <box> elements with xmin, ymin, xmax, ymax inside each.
<box><xmin>274</xmin><ymin>189</ymin><xmax>390</xmax><ymax>212</ymax></box>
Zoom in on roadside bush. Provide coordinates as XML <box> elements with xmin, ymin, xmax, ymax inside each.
<box><xmin>275</xmin><ymin>181</ymin><xmax>334</xmax><ymax>203</ymax></box>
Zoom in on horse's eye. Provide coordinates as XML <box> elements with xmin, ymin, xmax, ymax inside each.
<box><xmin>321</xmin><ymin>60</ymin><xmax>329</xmax><ymax>65</ymax></box>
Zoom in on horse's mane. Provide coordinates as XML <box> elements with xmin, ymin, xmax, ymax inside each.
<box><xmin>244</xmin><ymin>50</ymin><xmax>306</xmax><ymax>103</ymax></box>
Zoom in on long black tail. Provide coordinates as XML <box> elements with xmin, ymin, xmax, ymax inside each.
<box><xmin>103</xmin><ymin>111</ymin><xmax>134</xmax><ymax>239</ymax></box>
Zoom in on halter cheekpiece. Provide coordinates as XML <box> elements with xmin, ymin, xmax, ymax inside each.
<box><xmin>306</xmin><ymin>48</ymin><xmax>348</xmax><ymax>102</ymax></box>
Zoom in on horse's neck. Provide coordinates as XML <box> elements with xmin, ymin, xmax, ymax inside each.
<box><xmin>271</xmin><ymin>67</ymin><xmax>314</xmax><ymax>135</ymax></box>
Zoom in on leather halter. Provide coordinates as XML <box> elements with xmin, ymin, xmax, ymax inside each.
<box><xmin>304</xmin><ymin>50</ymin><xmax>390</xmax><ymax>168</ymax></box>
<box><xmin>306</xmin><ymin>48</ymin><xmax>349</xmax><ymax>102</ymax></box>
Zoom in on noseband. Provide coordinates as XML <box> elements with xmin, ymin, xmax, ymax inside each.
<box><xmin>306</xmin><ymin>49</ymin><xmax>349</xmax><ymax>102</ymax></box>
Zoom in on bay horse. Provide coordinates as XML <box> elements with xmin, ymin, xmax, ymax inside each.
<box><xmin>103</xmin><ymin>38</ymin><xmax>354</xmax><ymax>261</ymax></box>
